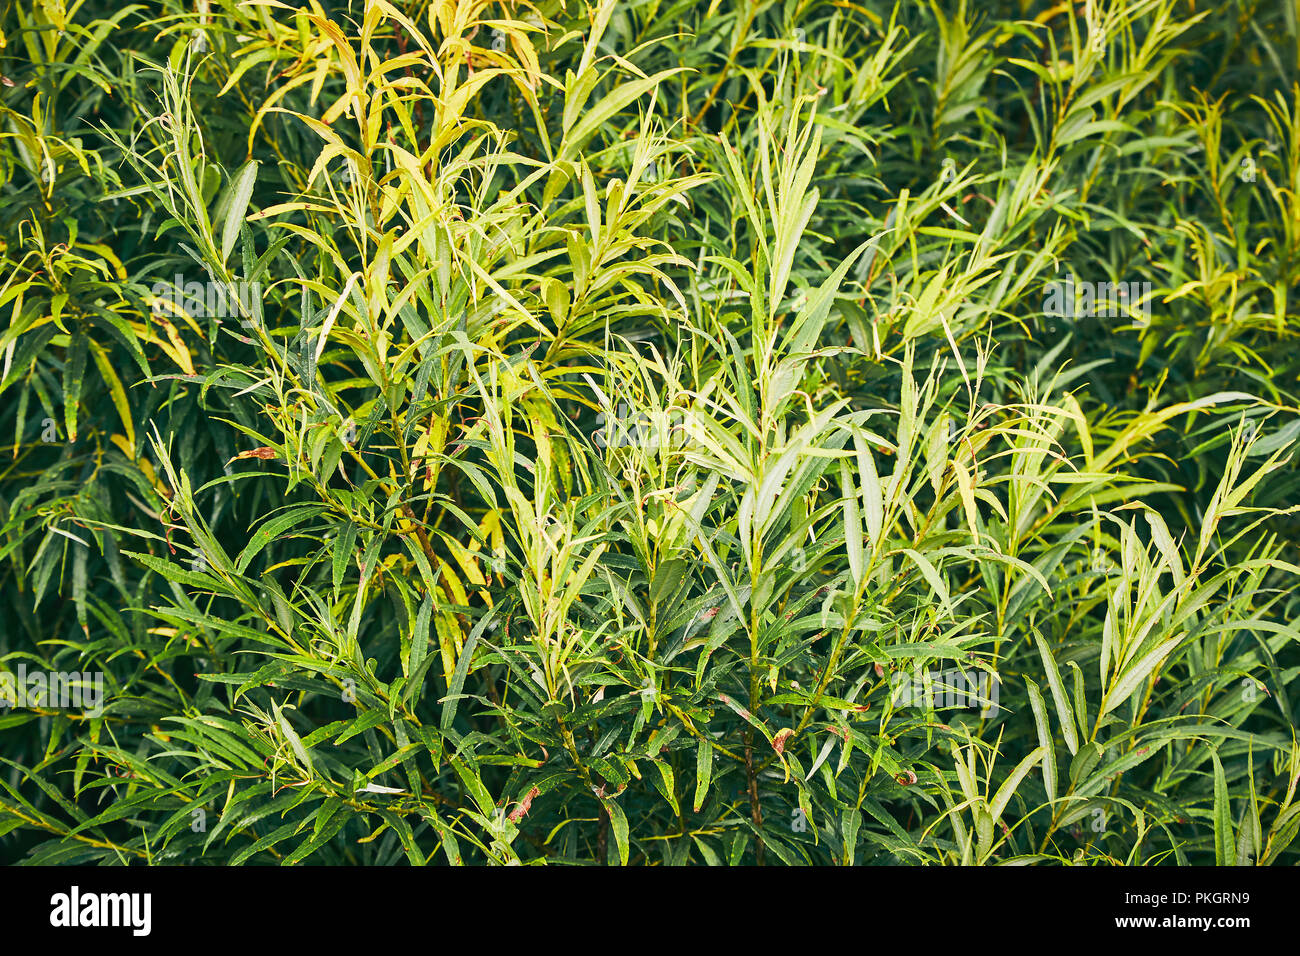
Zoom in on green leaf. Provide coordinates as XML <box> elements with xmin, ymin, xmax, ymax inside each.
<box><xmin>1212</xmin><ymin>752</ymin><xmax>1232</xmax><ymax>866</ymax></box>
<box><xmin>604</xmin><ymin>798</ymin><xmax>629</xmax><ymax>866</ymax></box>
<box><xmin>1033</xmin><ymin>631</ymin><xmax>1080</xmax><ymax>755</ymax></box>
<box><xmin>63</xmin><ymin>332</ymin><xmax>88</xmax><ymax>443</ymax></box>
<box><xmin>1025</xmin><ymin>678</ymin><xmax>1057</xmax><ymax>804</ymax></box>
<box><xmin>220</xmin><ymin>160</ymin><xmax>260</xmax><ymax>266</ymax></box>
<box><xmin>693</xmin><ymin>738</ymin><xmax>713</xmax><ymax>812</ymax></box>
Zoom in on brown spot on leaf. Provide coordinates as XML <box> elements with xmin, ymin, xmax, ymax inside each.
<box><xmin>508</xmin><ymin>786</ymin><xmax>540</xmax><ymax>823</ymax></box>
<box><xmin>233</xmin><ymin>447</ymin><xmax>278</xmax><ymax>462</ymax></box>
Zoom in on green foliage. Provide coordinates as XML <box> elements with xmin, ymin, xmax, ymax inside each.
<box><xmin>1</xmin><ymin>0</ymin><xmax>1298</xmax><ymax>865</ymax></box>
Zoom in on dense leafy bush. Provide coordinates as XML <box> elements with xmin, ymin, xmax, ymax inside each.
<box><xmin>1</xmin><ymin>0</ymin><xmax>1298</xmax><ymax>865</ymax></box>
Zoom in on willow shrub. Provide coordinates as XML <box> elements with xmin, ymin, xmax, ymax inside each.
<box><xmin>1</xmin><ymin>0</ymin><xmax>1299</xmax><ymax>865</ymax></box>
